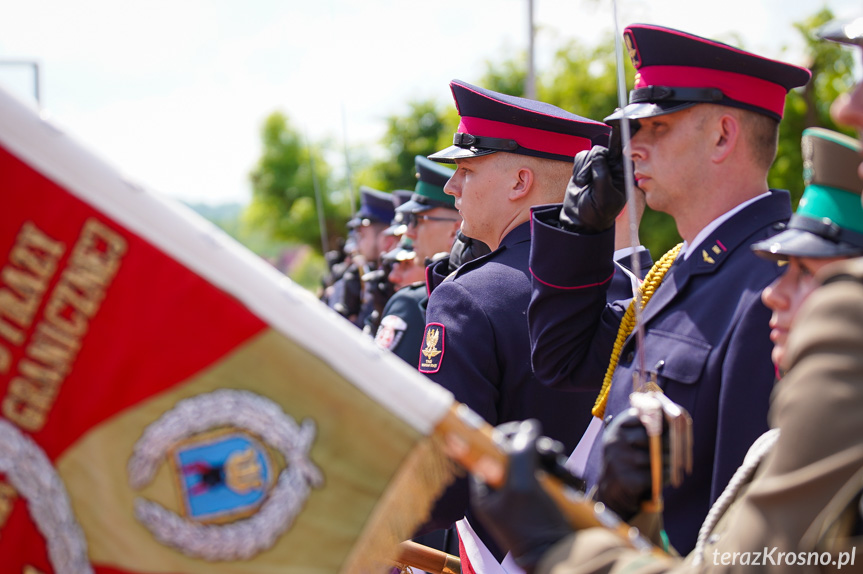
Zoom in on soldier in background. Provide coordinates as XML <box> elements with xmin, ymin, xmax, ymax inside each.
<box><xmin>327</xmin><ymin>186</ymin><xmax>394</xmax><ymax>327</ymax></box>
<box><xmin>400</xmin><ymin>156</ymin><xmax>462</xmax><ymax>269</ymax></box>
<box><xmin>361</xmin><ymin>190</ymin><xmax>412</xmax><ymax>335</ymax></box>
<box><xmin>374</xmin><ymin>156</ymin><xmax>460</xmax><ymax>365</ymax></box>
<box><xmin>384</xmin><ymin>237</ymin><xmax>424</xmax><ymax>291</ymax></box>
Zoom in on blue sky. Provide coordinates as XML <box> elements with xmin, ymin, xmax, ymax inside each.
<box><xmin>0</xmin><ymin>0</ymin><xmax>859</xmax><ymax>206</ymax></box>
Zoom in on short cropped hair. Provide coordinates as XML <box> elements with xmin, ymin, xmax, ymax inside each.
<box><xmin>742</xmin><ymin>109</ymin><xmax>781</xmax><ymax>170</ymax></box>
<box><xmin>702</xmin><ymin>104</ymin><xmax>780</xmax><ymax>170</ymax></box>
<box><xmin>496</xmin><ymin>152</ymin><xmax>573</xmax><ymax>203</ymax></box>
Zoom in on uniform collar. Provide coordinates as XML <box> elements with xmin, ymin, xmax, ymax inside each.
<box><xmin>637</xmin><ymin>189</ymin><xmax>791</xmax><ymax>328</ymax></box>
<box><xmin>680</xmin><ymin>189</ymin><xmax>791</xmax><ymax>275</ymax></box>
<box><xmin>439</xmin><ymin>221</ymin><xmax>532</xmax><ymax>285</ymax></box>
<box><xmin>681</xmin><ymin>191</ymin><xmax>771</xmax><ymax>260</ymax></box>
<box><xmin>425</xmin><ymin>258</ymin><xmax>450</xmax><ymax>297</ymax></box>
<box><xmin>498</xmin><ymin>220</ymin><xmax>532</xmax><ymax>249</ymax></box>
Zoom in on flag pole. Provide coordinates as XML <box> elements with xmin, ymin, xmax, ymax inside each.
<box><xmin>433</xmin><ymin>405</ymin><xmax>668</xmax><ymax>555</ymax></box>
<box><xmin>395</xmin><ymin>541</ymin><xmax>461</xmax><ymax>574</ymax></box>
<box><xmin>392</xmin><ymin>404</ymin><xmax>668</xmax><ymax>572</ymax></box>
<box><xmin>610</xmin><ymin>0</ymin><xmax>690</xmax><ymax>516</ymax></box>
<box><xmin>305</xmin><ymin>127</ymin><xmax>329</xmax><ymax>253</ymax></box>
<box><xmin>610</xmin><ymin>0</ymin><xmax>647</xmax><ymax>387</ymax></box>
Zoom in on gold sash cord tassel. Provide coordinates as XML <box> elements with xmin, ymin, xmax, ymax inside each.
<box><xmin>592</xmin><ymin>243</ymin><xmax>684</xmax><ymax>419</ymax></box>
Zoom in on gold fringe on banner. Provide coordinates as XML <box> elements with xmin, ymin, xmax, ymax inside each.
<box><xmin>343</xmin><ymin>433</ymin><xmax>461</xmax><ymax>573</ymax></box>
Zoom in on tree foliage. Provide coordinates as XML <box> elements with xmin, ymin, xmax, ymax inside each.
<box><xmin>771</xmin><ymin>7</ymin><xmax>856</xmax><ymax>208</ymax></box>
<box><xmin>240</xmin><ymin>7</ymin><xmax>856</xmax><ymax>269</ymax></box>
<box><xmin>245</xmin><ymin>111</ymin><xmax>351</xmax><ymax>253</ymax></box>
<box><xmin>355</xmin><ymin>99</ymin><xmax>459</xmax><ymax>193</ymax></box>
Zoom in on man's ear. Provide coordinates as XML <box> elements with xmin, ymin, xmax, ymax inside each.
<box><xmin>712</xmin><ymin>113</ymin><xmax>740</xmax><ymax>163</ymax></box>
<box><xmin>509</xmin><ymin>166</ymin><xmax>534</xmax><ymax>200</ymax></box>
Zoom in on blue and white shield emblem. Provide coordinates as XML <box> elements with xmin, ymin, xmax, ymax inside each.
<box><xmin>172</xmin><ymin>429</ymin><xmax>274</xmax><ymax>523</ymax></box>
<box><xmin>128</xmin><ymin>389</ymin><xmax>323</xmax><ymax>561</ymax></box>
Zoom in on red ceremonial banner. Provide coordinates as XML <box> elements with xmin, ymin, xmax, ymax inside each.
<box><xmin>0</xmin><ymin>86</ymin><xmax>456</xmax><ymax>573</ymax></box>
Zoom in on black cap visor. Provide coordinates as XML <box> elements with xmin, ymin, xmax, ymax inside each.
<box><xmin>347</xmin><ymin>215</ymin><xmax>386</xmax><ymax>229</ymax></box>
<box><xmin>383</xmin><ymin>223</ymin><xmax>407</xmax><ymax>237</ymax></box>
<box><xmin>428</xmin><ymin>131</ymin><xmax>521</xmax><ymax>164</ymax></box>
<box><xmin>428</xmin><ymin>144</ymin><xmax>498</xmax><ymax>164</ymax></box>
<box><xmin>383</xmin><ymin>245</ymin><xmax>416</xmax><ymax>262</ymax></box>
<box><xmin>604</xmin><ymin>101</ymin><xmax>699</xmax><ymax>125</ymax></box>
<box><xmin>751</xmin><ymin>228</ymin><xmax>863</xmax><ymax>261</ymax></box>
<box><xmin>605</xmin><ymin>85</ymin><xmax>727</xmax><ymax>124</ymax></box>
<box><xmin>397</xmin><ymin>198</ymin><xmax>457</xmax><ymax>214</ymax></box>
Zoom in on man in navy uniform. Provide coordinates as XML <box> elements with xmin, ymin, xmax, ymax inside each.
<box><xmin>417</xmin><ymin>79</ymin><xmax>612</xmax><ymax>559</ymax></box>
<box><xmin>328</xmin><ymin>186</ymin><xmax>395</xmax><ymax>328</ymax></box>
<box><xmin>527</xmin><ymin>24</ymin><xmax>810</xmax><ymax>553</ymax></box>
<box><xmin>361</xmin><ymin>189</ymin><xmax>414</xmax><ymax>336</ymax></box>
<box><xmin>374</xmin><ymin>237</ymin><xmax>425</xmax><ymax>363</ymax></box>
<box><xmin>468</xmin><ymin>100</ymin><xmax>863</xmax><ymax>574</ymax></box>
<box><xmin>374</xmin><ymin>156</ymin><xmax>461</xmax><ymax>365</ymax></box>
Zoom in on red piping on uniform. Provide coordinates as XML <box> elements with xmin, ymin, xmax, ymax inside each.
<box><xmin>529</xmin><ymin>267</ymin><xmax>615</xmax><ymax>290</ymax></box>
<box><xmin>458</xmin><ymin>116</ymin><xmax>593</xmax><ymax>157</ymax></box>
<box><xmin>636</xmin><ymin>65</ymin><xmax>788</xmax><ymax>118</ymax></box>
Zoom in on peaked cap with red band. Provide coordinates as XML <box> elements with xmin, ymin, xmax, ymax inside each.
<box><xmin>429</xmin><ymin>79</ymin><xmax>610</xmax><ymax>164</ymax></box>
<box><xmin>605</xmin><ymin>24</ymin><xmax>811</xmax><ymax>124</ymax></box>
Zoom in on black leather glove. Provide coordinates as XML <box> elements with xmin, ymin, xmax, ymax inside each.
<box><xmin>470</xmin><ymin>420</ymin><xmax>575</xmax><ymax>573</ymax></box>
<box><xmin>596</xmin><ymin>408</ymin><xmax>669</xmax><ymax>521</ymax></box>
<box><xmin>559</xmin><ymin>139</ymin><xmax>628</xmax><ymax>233</ymax></box>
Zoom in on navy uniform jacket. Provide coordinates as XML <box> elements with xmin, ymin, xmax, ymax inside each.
<box><xmin>528</xmin><ymin>190</ymin><xmax>791</xmax><ymax>554</ymax></box>
<box><xmin>374</xmin><ymin>282</ymin><xmax>427</xmax><ymax>365</ymax></box>
<box><xmin>419</xmin><ymin>222</ymin><xmax>598</xmax><ymax>558</ymax></box>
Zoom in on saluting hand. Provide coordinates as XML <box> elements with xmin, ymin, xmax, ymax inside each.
<box><xmin>559</xmin><ymin>133</ymin><xmax>629</xmax><ymax>233</ymax></box>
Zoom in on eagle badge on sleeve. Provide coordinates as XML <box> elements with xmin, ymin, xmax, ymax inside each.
<box><xmin>418</xmin><ymin>323</ymin><xmax>445</xmax><ymax>374</ymax></box>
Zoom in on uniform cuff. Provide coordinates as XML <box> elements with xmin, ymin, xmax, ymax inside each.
<box><xmin>530</xmin><ymin>204</ymin><xmax>616</xmax><ymax>289</ymax></box>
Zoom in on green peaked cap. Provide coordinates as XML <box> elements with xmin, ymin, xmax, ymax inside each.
<box><xmin>397</xmin><ymin>156</ymin><xmax>456</xmax><ymax>213</ymax></box>
<box><xmin>752</xmin><ymin>127</ymin><xmax>863</xmax><ymax>260</ymax></box>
